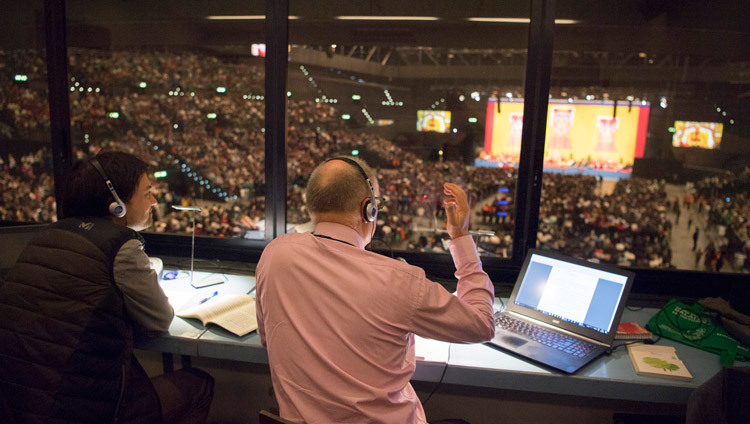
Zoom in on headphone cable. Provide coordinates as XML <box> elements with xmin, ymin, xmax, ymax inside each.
<box><xmin>421</xmin><ymin>343</ymin><xmax>451</xmax><ymax>407</ymax></box>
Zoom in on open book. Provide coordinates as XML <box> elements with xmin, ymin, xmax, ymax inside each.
<box><xmin>177</xmin><ymin>294</ymin><xmax>258</xmax><ymax>337</ymax></box>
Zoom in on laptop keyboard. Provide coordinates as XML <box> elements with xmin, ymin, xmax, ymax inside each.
<box><xmin>496</xmin><ymin>315</ymin><xmax>597</xmax><ymax>358</ymax></box>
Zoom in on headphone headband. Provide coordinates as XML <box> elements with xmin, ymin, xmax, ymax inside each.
<box><xmin>327</xmin><ymin>157</ymin><xmax>369</xmax><ymax>181</ymax></box>
<box><xmin>90</xmin><ymin>157</ymin><xmax>127</xmax><ymax>218</ymax></box>
<box><xmin>326</xmin><ymin>157</ymin><xmax>377</xmax><ymax>222</ymax></box>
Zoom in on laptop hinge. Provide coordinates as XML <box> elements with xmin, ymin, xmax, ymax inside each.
<box><xmin>505</xmin><ymin>311</ymin><xmax>609</xmax><ymax>347</ymax></box>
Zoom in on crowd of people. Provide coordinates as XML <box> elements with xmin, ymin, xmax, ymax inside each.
<box><xmin>0</xmin><ymin>148</ymin><xmax>56</xmax><ymax>223</ymax></box>
<box><xmin>536</xmin><ymin>174</ymin><xmax>673</xmax><ymax>268</ymax></box>
<box><xmin>692</xmin><ymin>170</ymin><xmax>750</xmax><ymax>272</ymax></box>
<box><xmin>1</xmin><ymin>48</ymin><xmax>747</xmax><ymax>272</ymax></box>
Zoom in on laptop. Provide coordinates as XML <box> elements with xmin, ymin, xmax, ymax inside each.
<box><xmin>487</xmin><ymin>249</ymin><xmax>635</xmax><ymax>373</ymax></box>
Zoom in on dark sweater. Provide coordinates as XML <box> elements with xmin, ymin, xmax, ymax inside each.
<box><xmin>0</xmin><ymin>217</ymin><xmax>161</xmax><ymax>424</ymax></box>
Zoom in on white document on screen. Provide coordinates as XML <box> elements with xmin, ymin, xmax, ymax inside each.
<box><xmin>535</xmin><ymin>266</ymin><xmax>597</xmax><ymax>323</ymax></box>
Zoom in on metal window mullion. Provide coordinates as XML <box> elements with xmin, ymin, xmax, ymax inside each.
<box><xmin>512</xmin><ymin>0</ymin><xmax>556</xmax><ymax>263</ymax></box>
<box><xmin>43</xmin><ymin>0</ymin><xmax>72</xmax><ymax>220</ymax></box>
<box><xmin>264</xmin><ymin>0</ymin><xmax>289</xmax><ymax>240</ymax></box>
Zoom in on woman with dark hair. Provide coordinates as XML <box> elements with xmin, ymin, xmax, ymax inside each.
<box><xmin>0</xmin><ymin>151</ymin><xmax>214</xmax><ymax>424</ymax></box>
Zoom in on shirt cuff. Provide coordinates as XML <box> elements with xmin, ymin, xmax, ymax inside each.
<box><xmin>448</xmin><ymin>235</ymin><xmax>480</xmax><ymax>269</ymax></box>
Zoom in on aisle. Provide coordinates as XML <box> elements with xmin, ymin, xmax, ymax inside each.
<box><xmin>664</xmin><ymin>184</ymin><xmax>706</xmax><ymax>271</ymax></box>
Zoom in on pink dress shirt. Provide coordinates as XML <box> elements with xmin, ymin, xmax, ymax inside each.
<box><xmin>256</xmin><ymin>222</ymin><xmax>495</xmax><ymax>424</ymax></box>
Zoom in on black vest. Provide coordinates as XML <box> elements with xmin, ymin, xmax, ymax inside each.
<box><xmin>0</xmin><ymin>217</ymin><xmax>161</xmax><ymax>424</ymax></box>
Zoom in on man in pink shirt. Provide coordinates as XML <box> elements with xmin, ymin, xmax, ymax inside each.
<box><xmin>256</xmin><ymin>157</ymin><xmax>495</xmax><ymax>423</ymax></box>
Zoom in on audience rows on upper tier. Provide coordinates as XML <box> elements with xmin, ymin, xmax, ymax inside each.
<box><xmin>0</xmin><ymin>148</ymin><xmax>56</xmax><ymax>223</ymax></box>
<box><xmin>1</xmin><ymin>49</ymin><xmax>263</xmax><ymax>94</ymax></box>
<box><xmin>1</xmin><ymin>48</ymin><xmax>747</xmax><ymax>271</ymax></box>
<box><xmin>2</xmin><ymin>143</ymin><xmax>746</xmax><ymax>271</ymax></box>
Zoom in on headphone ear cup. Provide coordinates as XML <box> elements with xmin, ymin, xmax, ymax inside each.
<box><xmin>362</xmin><ymin>200</ymin><xmax>376</xmax><ymax>222</ymax></box>
<box><xmin>109</xmin><ymin>201</ymin><xmax>126</xmax><ymax>218</ymax></box>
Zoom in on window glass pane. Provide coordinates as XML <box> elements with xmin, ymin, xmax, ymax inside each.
<box><xmin>66</xmin><ymin>1</ymin><xmax>266</xmax><ymax>239</ymax></box>
<box><xmin>287</xmin><ymin>3</ymin><xmax>530</xmax><ymax>259</ymax></box>
<box><xmin>0</xmin><ymin>1</ymin><xmax>55</xmax><ymax>223</ymax></box>
<box><xmin>546</xmin><ymin>1</ymin><xmax>750</xmax><ymax>274</ymax></box>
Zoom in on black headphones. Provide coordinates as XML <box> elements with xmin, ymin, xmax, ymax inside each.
<box><xmin>90</xmin><ymin>157</ymin><xmax>127</xmax><ymax>218</ymax></box>
<box><xmin>326</xmin><ymin>157</ymin><xmax>377</xmax><ymax>222</ymax></box>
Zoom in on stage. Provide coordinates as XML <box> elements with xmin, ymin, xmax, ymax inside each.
<box><xmin>473</xmin><ymin>158</ymin><xmax>632</xmax><ymax>180</ymax></box>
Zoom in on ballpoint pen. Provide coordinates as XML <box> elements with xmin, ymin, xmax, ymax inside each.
<box><xmin>199</xmin><ymin>291</ymin><xmax>219</xmax><ymax>304</ymax></box>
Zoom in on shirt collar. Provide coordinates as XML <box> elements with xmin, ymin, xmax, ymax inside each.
<box><xmin>313</xmin><ymin>222</ymin><xmax>365</xmax><ymax>250</ymax></box>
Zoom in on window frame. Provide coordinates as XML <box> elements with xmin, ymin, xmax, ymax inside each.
<box><xmin>30</xmin><ymin>0</ymin><xmax>748</xmax><ymax>298</ymax></box>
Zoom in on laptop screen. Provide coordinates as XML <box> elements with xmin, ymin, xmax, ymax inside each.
<box><xmin>513</xmin><ymin>252</ymin><xmax>631</xmax><ymax>335</ymax></box>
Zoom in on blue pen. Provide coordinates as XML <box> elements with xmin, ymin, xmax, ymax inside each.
<box><xmin>199</xmin><ymin>291</ymin><xmax>219</xmax><ymax>304</ymax></box>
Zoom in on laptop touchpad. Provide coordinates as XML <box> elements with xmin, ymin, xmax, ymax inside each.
<box><xmin>502</xmin><ymin>336</ymin><xmax>527</xmax><ymax>347</ymax></box>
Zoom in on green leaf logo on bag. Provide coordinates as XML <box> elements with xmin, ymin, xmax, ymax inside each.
<box><xmin>643</xmin><ymin>356</ymin><xmax>680</xmax><ymax>372</ymax></box>
<box><xmin>647</xmin><ymin>299</ymin><xmax>750</xmax><ymax>366</ymax></box>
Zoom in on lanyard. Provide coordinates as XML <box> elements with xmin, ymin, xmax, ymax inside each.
<box><xmin>313</xmin><ymin>233</ymin><xmax>355</xmax><ymax>247</ymax></box>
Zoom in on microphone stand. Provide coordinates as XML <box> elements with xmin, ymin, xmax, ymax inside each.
<box><xmin>172</xmin><ymin>205</ymin><xmax>202</xmax><ymax>285</ymax></box>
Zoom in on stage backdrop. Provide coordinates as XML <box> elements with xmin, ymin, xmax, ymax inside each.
<box><xmin>484</xmin><ymin>99</ymin><xmax>649</xmax><ymax>166</ymax></box>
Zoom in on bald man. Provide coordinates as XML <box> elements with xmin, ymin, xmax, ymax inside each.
<box><xmin>256</xmin><ymin>156</ymin><xmax>495</xmax><ymax>424</ymax></box>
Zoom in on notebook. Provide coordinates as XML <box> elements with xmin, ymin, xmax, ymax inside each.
<box><xmin>487</xmin><ymin>249</ymin><xmax>635</xmax><ymax>373</ymax></box>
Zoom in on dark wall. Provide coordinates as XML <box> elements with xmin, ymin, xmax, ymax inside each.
<box><xmin>642</xmin><ymin>97</ymin><xmax>748</xmax><ymax>174</ymax></box>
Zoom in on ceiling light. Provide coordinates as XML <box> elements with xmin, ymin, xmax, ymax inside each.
<box><xmin>206</xmin><ymin>15</ymin><xmax>264</xmax><ymax>20</ymax></box>
<box><xmin>467</xmin><ymin>17</ymin><xmax>579</xmax><ymax>24</ymax></box>
<box><xmin>468</xmin><ymin>17</ymin><xmax>529</xmax><ymax>23</ymax></box>
<box><xmin>335</xmin><ymin>16</ymin><xmax>439</xmax><ymax>21</ymax></box>
<box><xmin>205</xmin><ymin>15</ymin><xmax>300</xmax><ymax>20</ymax></box>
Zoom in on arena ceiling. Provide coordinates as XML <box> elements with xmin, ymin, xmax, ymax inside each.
<box><xmin>61</xmin><ymin>1</ymin><xmax>750</xmax><ymax>103</ymax></box>
<box><xmin>3</xmin><ymin>1</ymin><xmax>749</xmax><ymax>115</ymax></box>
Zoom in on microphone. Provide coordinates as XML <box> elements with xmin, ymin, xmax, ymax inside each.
<box><xmin>469</xmin><ymin>230</ymin><xmax>495</xmax><ymax>236</ymax></box>
<box><xmin>172</xmin><ymin>205</ymin><xmax>202</xmax><ymax>285</ymax></box>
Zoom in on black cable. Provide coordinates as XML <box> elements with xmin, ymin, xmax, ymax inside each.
<box><xmin>607</xmin><ymin>337</ymin><xmax>657</xmax><ymax>354</ymax></box>
<box><xmin>496</xmin><ymin>297</ymin><xmax>506</xmax><ymax>312</ymax></box>
<box><xmin>625</xmin><ymin>296</ymin><xmax>687</xmax><ymax>312</ymax></box>
<box><xmin>625</xmin><ymin>305</ymin><xmax>645</xmax><ymax>311</ymax></box>
<box><xmin>421</xmin><ymin>343</ymin><xmax>451</xmax><ymax>407</ymax></box>
<box><xmin>370</xmin><ymin>236</ymin><xmax>394</xmax><ymax>258</ymax></box>
<box><xmin>611</xmin><ymin>301</ymin><xmax>715</xmax><ymax>355</ymax></box>
<box><xmin>655</xmin><ymin>305</ymin><xmax>718</xmax><ymax>343</ymax></box>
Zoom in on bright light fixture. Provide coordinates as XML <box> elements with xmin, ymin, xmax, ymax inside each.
<box><xmin>205</xmin><ymin>15</ymin><xmax>300</xmax><ymax>20</ymax></box>
<box><xmin>467</xmin><ymin>17</ymin><xmax>579</xmax><ymax>24</ymax></box>
<box><xmin>206</xmin><ymin>15</ymin><xmax>264</xmax><ymax>20</ymax></box>
<box><xmin>335</xmin><ymin>16</ymin><xmax>439</xmax><ymax>21</ymax></box>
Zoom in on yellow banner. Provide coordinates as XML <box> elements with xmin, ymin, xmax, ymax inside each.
<box><xmin>487</xmin><ymin>100</ymin><xmax>647</xmax><ymax>166</ymax></box>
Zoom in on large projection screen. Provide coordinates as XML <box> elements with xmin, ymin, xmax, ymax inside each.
<box><xmin>483</xmin><ymin>99</ymin><xmax>649</xmax><ymax>168</ymax></box>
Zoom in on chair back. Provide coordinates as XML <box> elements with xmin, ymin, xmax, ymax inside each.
<box><xmin>259</xmin><ymin>410</ymin><xmax>295</xmax><ymax>424</ymax></box>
